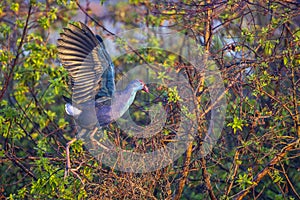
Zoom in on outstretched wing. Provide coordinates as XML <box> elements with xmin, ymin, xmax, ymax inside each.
<box><xmin>95</xmin><ymin>35</ymin><xmax>116</xmax><ymax>100</ymax></box>
<box><xmin>57</xmin><ymin>22</ymin><xmax>114</xmax><ymax>105</ymax></box>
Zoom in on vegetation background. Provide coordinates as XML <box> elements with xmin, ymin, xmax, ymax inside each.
<box><xmin>0</xmin><ymin>0</ymin><xmax>299</xmax><ymax>199</ymax></box>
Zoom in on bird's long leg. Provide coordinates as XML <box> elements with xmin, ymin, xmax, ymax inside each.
<box><xmin>64</xmin><ymin>138</ymin><xmax>77</xmax><ymax>178</ymax></box>
<box><xmin>89</xmin><ymin>127</ymin><xmax>111</xmax><ymax>151</ymax></box>
<box><xmin>90</xmin><ymin>127</ymin><xmax>98</xmax><ymax>146</ymax></box>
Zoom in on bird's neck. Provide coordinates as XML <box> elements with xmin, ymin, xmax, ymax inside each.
<box><xmin>111</xmin><ymin>86</ymin><xmax>138</xmax><ymax>119</ymax></box>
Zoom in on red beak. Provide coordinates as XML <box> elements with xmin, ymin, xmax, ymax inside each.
<box><xmin>139</xmin><ymin>80</ymin><xmax>149</xmax><ymax>93</ymax></box>
<box><xmin>143</xmin><ymin>84</ymin><xmax>149</xmax><ymax>93</ymax></box>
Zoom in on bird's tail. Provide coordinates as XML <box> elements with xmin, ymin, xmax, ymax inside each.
<box><xmin>63</xmin><ymin>96</ymin><xmax>82</xmax><ymax>117</ymax></box>
<box><xmin>65</xmin><ymin>103</ymin><xmax>82</xmax><ymax>117</ymax></box>
<box><xmin>63</xmin><ymin>95</ymin><xmax>72</xmax><ymax>103</ymax></box>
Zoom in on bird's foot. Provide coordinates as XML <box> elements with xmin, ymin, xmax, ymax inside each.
<box><xmin>64</xmin><ymin>138</ymin><xmax>77</xmax><ymax>179</ymax></box>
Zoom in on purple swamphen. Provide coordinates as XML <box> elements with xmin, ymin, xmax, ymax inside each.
<box><xmin>57</xmin><ymin>22</ymin><xmax>149</xmax><ymax>176</ymax></box>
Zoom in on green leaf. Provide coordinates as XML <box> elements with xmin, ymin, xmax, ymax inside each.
<box><xmin>168</xmin><ymin>86</ymin><xmax>182</xmax><ymax>103</ymax></box>
<box><xmin>227</xmin><ymin>116</ymin><xmax>244</xmax><ymax>134</ymax></box>
<box><xmin>283</xmin><ymin>56</ymin><xmax>288</xmax><ymax>65</ymax></box>
<box><xmin>38</xmin><ymin>16</ymin><xmax>50</xmax><ymax>29</ymax></box>
<box><xmin>0</xmin><ymin>149</ymin><xmax>5</xmax><ymax>157</ymax></box>
<box><xmin>11</xmin><ymin>3</ymin><xmax>19</xmax><ymax>12</ymax></box>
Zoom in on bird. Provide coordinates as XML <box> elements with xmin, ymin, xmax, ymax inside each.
<box><xmin>57</xmin><ymin>22</ymin><xmax>149</xmax><ymax>176</ymax></box>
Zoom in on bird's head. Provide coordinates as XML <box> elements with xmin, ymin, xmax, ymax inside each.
<box><xmin>131</xmin><ymin>80</ymin><xmax>149</xmax><ymax>93</ymax></box>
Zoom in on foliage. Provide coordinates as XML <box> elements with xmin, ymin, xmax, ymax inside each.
<box><xmin>0</xmin><ymin>0</ymin><xmax>299</xmax><ymax>199</ymax></box>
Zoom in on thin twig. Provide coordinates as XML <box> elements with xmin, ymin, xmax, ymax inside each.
<box><xmin>0</xmin><ymin>5</ymin><xmax>32</xmax><ymax>100</ymax></box>
<box><xmin>232</xmin><ymin>138</ymin><xmax>300</xmax><ymax>200</ymax></box>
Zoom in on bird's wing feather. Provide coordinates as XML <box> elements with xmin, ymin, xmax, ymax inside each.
<box><xmin>95</xmin><ymin>35</ymin><xmax>116</xmax><ymax>99</ymax></box>
<box><xmin>57</xmin><ymin>22</ymin><xmax>111</xmax><ymax>104</ymax></box>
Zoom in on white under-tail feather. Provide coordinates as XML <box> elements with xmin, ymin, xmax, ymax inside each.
<box><xmin>65</xmin><ymin>103</ymin><xmax>82</xmax><ymax>117</ymax></box>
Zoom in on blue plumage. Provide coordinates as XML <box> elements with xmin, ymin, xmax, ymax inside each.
<box><xmin>57</xmin><ymin>22</ymin><xmax>149</xmax><ymax>175</ymax></box>
<box><xmin>58</xmin><ymin>22</ymin><xmax>149</xmax><ymax>128</ymax></box>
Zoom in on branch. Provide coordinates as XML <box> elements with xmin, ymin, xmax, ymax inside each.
<box><xmin>232</xmin><ymin>138</ymin><xmax>300</xmax><ymax>200</ymax></box>
<box><xmin>5</xmin><ymin>152</ymin><xmax>37</xmax><ymax>180</ymax></box>
<box><xmin>196</xmin><ymin>1</ymin><xmax>217</xmax><ymax>199</ymax></box>
<box><xmin>75</xmin><ymin>0</ymin><xmax>115</xmax><ymax>36</ymax></box>
<box><xmin>0</xmin><ymin>5</ymin><xmax>32</xmax><ymax>101</ymax></box>
<box><xmin>174</xmin><ymin>143</ymin><xmax>193</xmax><ymax>200</ymax></box>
